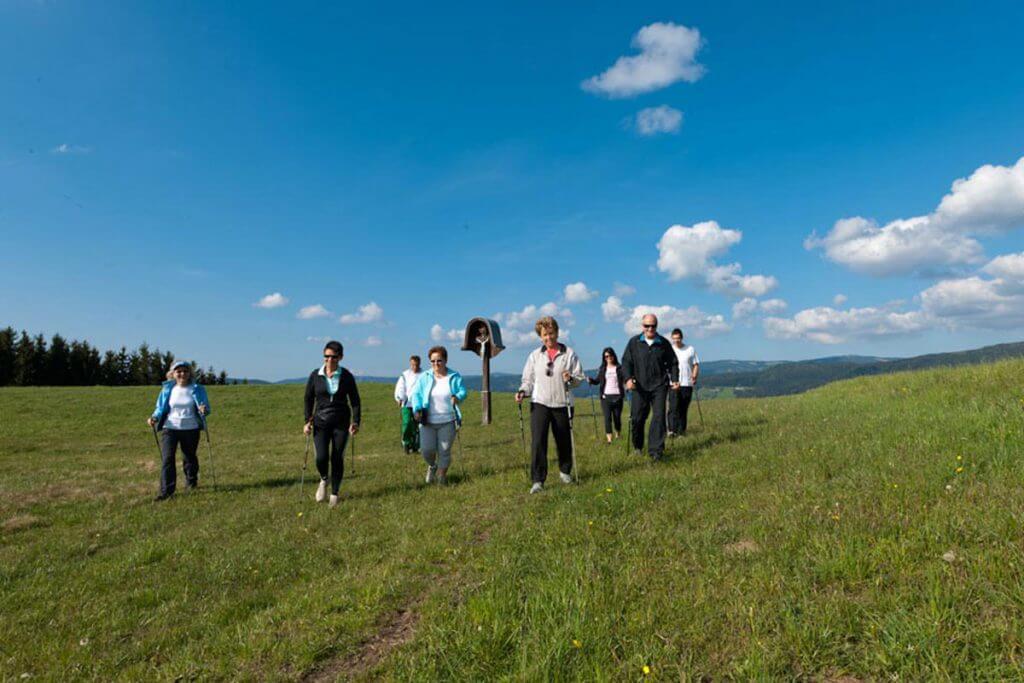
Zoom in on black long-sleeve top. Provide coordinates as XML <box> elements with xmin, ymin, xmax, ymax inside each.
<box><xmin>304</xmin><ymin>368</ymin><xmax>361</xmax><ymax>428</ymax></box>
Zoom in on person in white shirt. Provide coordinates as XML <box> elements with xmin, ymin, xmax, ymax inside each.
<box><xmin>394</xmin><ymin>355</ymin><xmax>424</xmax><ymax>453</ymax></box>
<box><xmin>147</xmin><ymin>361</ymin><xmax>211</xmax><ymax>501</ymax></box>
<box><xmin>587</xmin><ymin>346</ymin><xmax>626</xmax><ymax>445</ymax></box>
<box><xmin>515</xmin><ymin>316</ymin><xmax>585</xmax><ymax>494</ymax></box>
<box><xmin>408</xmin><ymin>346</ymin><xmax>468</xmax><ymax>486</ymax></box>
<box><xmin>668</xmin><ymin>328</ymin><xmax>700</xmax><ymax>436</ymax></box>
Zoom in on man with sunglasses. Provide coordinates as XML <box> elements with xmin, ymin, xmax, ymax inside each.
<box><xmin>621</xmin><ymin>314</ymin><xmax>679</xmax><ymax>461</ymax></box>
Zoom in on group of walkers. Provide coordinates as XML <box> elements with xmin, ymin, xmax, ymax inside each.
<box><xmin>148</xmin><ymin>313</ymin><xmax>700</xmax><ymax>503</ymax></box>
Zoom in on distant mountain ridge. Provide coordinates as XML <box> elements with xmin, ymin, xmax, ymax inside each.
<box><xmin>253</xmin><ymin>343</ymin><xmax>1023</xmax><ymax>398</ymax></box>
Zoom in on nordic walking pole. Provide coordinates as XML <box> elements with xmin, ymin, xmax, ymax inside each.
<box><xmin>300</xmin><ymin>423</ymin><xmax>311</xmax><ymax>499</ymax></box>
<box><xmin>589</xmin><ymin>391</ymin><xmax>599</xmax><ymax>441</ymax></box>
<box><xmin>624</xmin><ymin>390</ymin><xmax>632</xmax><ymax>456</ymax></box>
<box><xmin>566</xmin><ymin>383</ymin><xmax>579</xmax><ymax>483</ymax></box>
<box><xmin>200</xmin><ymin>414</ymin><xmax>217</xmax><ymax>489</ymax></box>
<box><xmin>694</xmin><ymin>384</ymin><xmax>704</xmax><ymax>428</ymax></box>
<box><xmin>349</xmin><ymin>429</ymin><xmax>357</xmax><ymax>477</ymax></box>
<box><xmin>517</xmin><ymin>398</ymin><xmax>529</xmax><ymax>478</ymax></box>
<box><xmin>151</xmin><ymin>423</ymin><xmax>162</xmax><ymax>454</ymax></box>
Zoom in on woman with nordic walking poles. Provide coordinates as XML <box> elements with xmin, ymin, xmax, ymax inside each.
<box><xmin>515</xmin><ymin>316</ymin><xmax>585</xmax><ymax>494</ymax></box>
<box><xmin>587</xmin><ymin>346</ymin><xmax>626</xmax><ymax>445</ymax></box>
<box><xmin>408</xmin><ymin>346</ymin><xmax>467</xmax><ymax>486</ymax></box>
<box><xmin>147</xmin><ymin>361</ymin><xmax>211</xmax><ymax>501</ymax></box>
<box><xmin>303</xmin><ymin>341</ymin><xmax>361</xmax><ymax>508</ymax></box>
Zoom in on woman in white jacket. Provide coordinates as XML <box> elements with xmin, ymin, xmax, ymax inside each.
<box><xmin>515</xmin><ymin>316</ymin><xmax>585</xmax><ymax>494</ymax></box>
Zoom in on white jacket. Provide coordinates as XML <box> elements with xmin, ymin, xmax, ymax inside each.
<box><xmin>394</xmin><ymin>369</ymin><xmax>424</xmax><ymax>407</ymax></box>
<box><xmin>518</xmin><ymin>344</ymin><xmax>585</xmax><ymax>408</ymax></box>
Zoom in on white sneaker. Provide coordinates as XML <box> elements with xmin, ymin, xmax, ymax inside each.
<box><xmin>559</xmin><ymin>472</ymin><xmax>573</xmax><ymax>484</ymax></box>
<box><xmin>425</xmin><ymin>466</ymin><xmax>437</xmax><ymax>484</ymax></box>
<box><xmin>328</xmin><ymin>494</ymin><xmax>339</xmax><ymax>508</ymax></box>
<box><xmin>315</xmin><ymin>479</ymin><xmax>328</xmax><ymax>502</ymax></box>
<box><xmin>529</xmin><ymin>482</ymin><xmax>543</xmax><ymax>494</ymax></box>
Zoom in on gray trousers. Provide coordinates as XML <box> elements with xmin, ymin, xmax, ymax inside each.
<box><xmin>160</xmin><ymin>428</ymin><xmax>200</xmax><ymax>495</ymax></box>
<box><xmin>420</xmin><ymin>420</ymin><xmax>456</xmax><ymax>469</ymax></box>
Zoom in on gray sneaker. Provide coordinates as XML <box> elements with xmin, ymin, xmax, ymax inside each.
<box><xmin>559</xmin><ymin>472</ymin><xmax>573</xmax><ymax>484</ymax></box>
<box><xmin>328</xmin><ymin>494</ymin><xmax>339</xmax><ymax>508</ymax></box>
<box><xmin>425</xmin><ymin>465</ymin><xmax>437</xmax><ymax>484</ymax></box>
<box><xmin>529</xmin><ymin>482</ymin><xmax>543</xmax><ymax>494</ymax></box>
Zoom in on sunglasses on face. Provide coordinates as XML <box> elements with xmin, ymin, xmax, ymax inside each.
<box><xmin>643</xmin><ymin>324</ymin><xmax>656</xmax><ymax>329</ymax></box>
<box><xmin>324</xmin><ymin>354</ymin><xmax>339</xmax><ymax>360</ymax></box>
<box><xmin>430</xmin><ymin>359</ymin><xmax>445</xmax><ymax>364</ymax></box>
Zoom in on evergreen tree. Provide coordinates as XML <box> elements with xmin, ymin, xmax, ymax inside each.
<box><xmin>132</xmin><ymin>343</ymin><xmax>152</xmax><ymax>385</ymax></box>
<box><xmin>218</xmin><ymin>370</ymin><xmax>228</xmax><ymax>385</ymax></box>
<box><xmin>0</xmin><ymin>327</ymin><xmax>15</xmax><ymax>386</ymax></box>
<box><xmin>100</xmin><ymin>350</ymin><xmax>120</xmax><ymax>385</ymax></box>
<box><xmin>47</xmin><ymin>334</ymin><xmax>71</xmax><ymax>385</ymax></box>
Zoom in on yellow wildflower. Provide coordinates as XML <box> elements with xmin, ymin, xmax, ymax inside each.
<box><xmin>643</xmin><ymin>664</ymin><xmax>651</xmax><ymax>675</ymax></box>
<box><xmin>572</xmin><ymin>639</ymin><xmax>582</xmax><ymax>649</ymax></box>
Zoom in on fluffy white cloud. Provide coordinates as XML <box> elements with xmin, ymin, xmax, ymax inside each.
<box><xmin>806</xmin><ymin>156</ymin><xmax>1024</xmax><ymax>276</ymax></box>
<box><xmin>602</xmin><ymin>295</ymin><xmax>629</xmax><ymax>322</ymax></box>
<box><xmin>563</xmin><ymin>281</ymin><xmax>599</xmax><ymax>303</ymax></box>
<box><xmin>339</xmin><ymin>301</ymin><xmax>383</xmax><ymax>324</ymax></box>
<box><xmin>733</xmin><ymin>297</ymin><xmax>787</xmax><ymax>320</ymax></box>
<box><xmin>51</xmin><ymin>143</ymin><xmax>92</xmax><ymax>154</ymax></box>
<box><xmin>430</xmin><ymin>324</ymin><xmax>462</xmax><ymax>342</ymax></box>
<box><xmin>253</xmin><ymin>292</ymin><xmax>289</xmax><ymax>309</ymax></box>
<box><xmin>363</xmin><ymin>335</ymin><xmax>383</xmax><ymax>347</ymax></box>
<box><xmin>918</xmin><ymin>251</ymin><xmax>1024</xmax><ymax>328</ymax></box>
<box><xmin>622</xmin><ymin>304</ymin><xmax>731</xmax><ymax>337</ymax></box>
<box><xmin>613</xmin><ymin>282</ymin><xmax>637</xmax><ymax>297</ymax></box>
<box><xmin>833</xmin><ymin>294</ymin><xmax>848</xmax><ymax>306</ymax></box>
<box><xmin>296</xmin><ymin>304</ymin><xmax>330</xmax><ymax>319</ymax></box>
<box><xmin>763</xmin><ymin>304</ymin><xmax>930</xmax><ymax>344</ymax></box>
<box><xmin>656</xmin><ymin>221</ymin><xmax>778</xmax><ymax>298</ymax></box>
<box><xmin>634</xmin><ymin>105</ymin><xmax>683</xmax><ymax>136</ymax></box>
<box><xmin>582</xmin><ymin>22</ymin><xmax>705</xmax><ymax>98</ymax></box>
<box><xmin>495</xmin><ymin>302</ymin><xmax>574</xmax><ymax>330</ymax></box>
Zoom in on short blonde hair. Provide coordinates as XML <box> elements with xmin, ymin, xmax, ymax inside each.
<box><xmin>534</xmin><ymin>316</ymin><xmax>559</xmax><ymax>337</ymax></box>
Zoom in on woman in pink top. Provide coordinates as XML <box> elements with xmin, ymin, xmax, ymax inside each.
<box><xmin>588</xmin><ymin>346</ymin><xmax>626</xmax><ymax>444</ymax></box>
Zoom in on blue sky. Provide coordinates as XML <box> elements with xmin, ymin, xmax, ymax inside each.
<box><xmin>2</xmin><ymin>1</ymin><xmax>1024</xmax><ymax>379</ymax></box>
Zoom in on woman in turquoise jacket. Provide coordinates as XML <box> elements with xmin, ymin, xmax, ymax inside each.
<box><xmin>409</xmin><ymin>345</ymin><xmax>467</xmax><ymax>485</ymax></box>
<box><xmin>147</xmin><ymin>361</ymin><xmax>211</xmax><ymax>501</ymax></box>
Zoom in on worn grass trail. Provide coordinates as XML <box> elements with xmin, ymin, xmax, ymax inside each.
<box><xmin>2</xmin><ymin>360</ymin><xmax>1024</xmax><ymax>680</ymax></box>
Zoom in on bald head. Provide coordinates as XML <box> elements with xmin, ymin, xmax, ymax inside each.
<box><xmin>641</xmin><ymin>314</ymin><xmax>658</xmax><ymax>339</ymax></box>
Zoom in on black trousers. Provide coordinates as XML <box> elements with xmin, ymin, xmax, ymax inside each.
<box><xmin>631</xmin><ymin>385</ymin><xmax>668</xmax><ymax>459</ymax></box>
<box><xmin>531</xmin><ymin>403</ymin><xmax>573</xmax><ymax>484</ymax></box>
<box><xmin>667</xmin><ymin>386</ymin><xmax>694</xmax><ymax>434</ymax></box>
<box><xmin>601</xmin><ymin>394</ymin><xmax>623</xmax><ymax>435</ymax></box>
<box><xmin>313</xmin><ymin>423</ymin><xmax>349</xmax><ymax>494</ymax></box>
<box><xmin>160</xmin><ymin>428</ymin><xmax>200</xmax><ymax>495</ymax></box>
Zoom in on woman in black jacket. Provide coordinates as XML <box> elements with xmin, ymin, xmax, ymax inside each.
<box><xmin>303</xmin><ymin>340</ymin><xmax>361</xmax><ymax>507</ymax></box>
<box><xmin>588</xmin><ymin>347</ymin><xmax>626</xmax><ymax>444</ymax></box>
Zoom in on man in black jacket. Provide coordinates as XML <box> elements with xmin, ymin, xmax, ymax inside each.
<box><xmin>621</xmin><ymin>314</ymin><xmax>679</xmax><ymax>460</ymax></box>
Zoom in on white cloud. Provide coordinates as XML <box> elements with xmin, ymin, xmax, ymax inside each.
<box><xmin>622</xmin><ymin>304</ymin><xmax>731</xmax><ymax>337</ymax></box>
<box><xmin>306</xmin><ymin>336</ymin><xmax>331</xmax><ymax>343</ymax></box>
<box><xmin>656</xmin><ymin>221</ymin><xmax>778</xmax><ymax>298</ymax></box>
<box><xmin>634</xmin><ymin>105</ymin><xmax>683</xmax><ymax>136</ymax></box>
<box><xmin>917</xmin><ymin>251</ymin><xmax>1024</xmax><ymax>329</ymax></box>
<box><xmin>296</xmin><ymin>304</ymin><xmax>330</xmax><ymax>319</ymax></box>
<box><xmin>430</xmin><ymin>324</ymin><xmax>462</xmax><ymax>342</ymax></box>
<box><xmin>602</xmin><ymin>296</ymin><xmax>629</xmax><ymax>322</ymax></box>
<box><xmin>763</xmin><ymin>304</ymin><xmax>931</xmax><ymax>344</ymax></box>
<box><xmin>806</xmin><ymin>156</ymin><xmax>1024</xmax><ymax>276</ymax></box>
<box><xmin>582</xmin><ymin>22</ymin><xmax>705</xmax><ymax>98</ymax></box>
<box><xmin>51</xmin><ymin>143</ymin><xmax>92</xmax><ymax>155</ymax></box>
<box><xmin>363</xmin><ymin>335</ymin><xmax>383</xmax><ymax>347</ymax></box>
<box><xmin>253</xmin><ymin>292</ymin><xmax>289</xmax><ymax>309</ymax></box>
<box><xmin>339</xmin><ymin>301</ymin><xmax>383</xmax><ymax>324</ymax></box>
<box><xmin>613</xmin><ymin>282</ymin><xmax>637</xmax><ymax>297</ymax></box>
<box><xmin>495</xmin><ymin>302</ymin><xmax>575</xmax><ymax>330</ymax></box>
<box><xmin>833</xmin><ymin>294</ymin><xmax>848</xmax><ymax>306</ymax></box>
<box><xmin>733</xmin><ymin>297</ymin><xmax>788</xmax><ymax>320</ymax></box>
<box><xmin>563</xmin><ymin>281</ymin><xmax>599</xmax><ymax>303</ymax></box>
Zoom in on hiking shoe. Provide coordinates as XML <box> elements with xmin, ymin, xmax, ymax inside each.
<box><xmin>529</xmin><ymin>482</ymin><xmax>543</xmax><ymax>494</ymax></box>
<box><xmin>328</xmin><ymin>494</ymin><xmax>339</xmax><ymax>508</ymax></box>
<box><xmin>315</xmin><ymin>479</ymin><xmax>328</xmax><ymax>502</ymax></box>
<box><xmin>437</xmin><ymin>472</ymin><xmax>448</xmax><ymax>486</ymax></box>
<box><xmin>154</xmin><ymin>492</ymin><xmax>173</xmax><ymax>502</ymax></box>
<box><xmin>559</xmin><ymin>472</ymin><xmax>573</xmax><ymax>484</ymax></box>
<box><xmin>425</xmin><ymin>465</ymin><xmax>437</xmax><ymax>484</ymax></box>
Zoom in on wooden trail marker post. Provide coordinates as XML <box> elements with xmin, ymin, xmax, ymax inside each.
<box><xmin>461</xmin><ymin>318</ymin><xmax>505</xmax><ymax>425</ymax></box>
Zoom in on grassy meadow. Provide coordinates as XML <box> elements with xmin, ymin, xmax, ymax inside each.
<box><xmin>3</xmin><ymin>360</ymin><xmax>1024</xmax><ymax>680</ymax></box>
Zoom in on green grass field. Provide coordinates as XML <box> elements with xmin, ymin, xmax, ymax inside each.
<box><xmin>3</xmin><ymin>360</ymin><xmax>1024</xmax><ymax>680</ymax></box>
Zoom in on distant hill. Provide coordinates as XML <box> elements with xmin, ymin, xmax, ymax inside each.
<box><xmin>702</xmin><ymin>342</ymin><xmax>1024</xmax><ymax>397</ymax></box>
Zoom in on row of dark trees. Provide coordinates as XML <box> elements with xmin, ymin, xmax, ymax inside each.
<box><xmin>0</xmin><ymin>327</ymin><xmax>235</xmax><ymax>387</ymax></box>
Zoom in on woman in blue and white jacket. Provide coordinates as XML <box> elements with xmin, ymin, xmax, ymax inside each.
<box><xmin>409</xmin><ymin>345</ymin><xmax>467</xmax><ymax>485</ymax></box>
<box><xmin>147</xmin><ymin>361</ymin><xmax>211</xmax><ymax>501</ymax></box>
